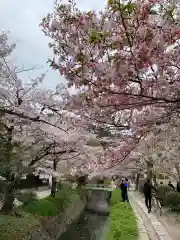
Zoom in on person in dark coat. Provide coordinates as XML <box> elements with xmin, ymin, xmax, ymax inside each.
<box><xmin>120</xmin><ymin>178</ymin><xmax>128</xmax><ymax>202</ymax></box>
<box><xmin>168</xmin><ymin>181</ymin><xmax>175</xmax><ymax>190</ymax></box>
<box><xmin>177</xmin><ymin>181</ymin><xmax>180</xmax><ymax>192</ymax></box>
<box><xmin>143</xmin><ymin>179</ymin><xmax>157</xmax><ymax>213</ymax></box>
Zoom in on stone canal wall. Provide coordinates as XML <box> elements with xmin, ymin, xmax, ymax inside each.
<box><xmin>26</xmin><ymin>199</ymin><xmax>86</xmax><ymax>240</ymax></box>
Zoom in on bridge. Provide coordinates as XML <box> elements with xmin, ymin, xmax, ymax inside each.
<box><xmin>84</xmin><ymin>185</ymin><xmax>113</xmax><ymax>215</ymax></box>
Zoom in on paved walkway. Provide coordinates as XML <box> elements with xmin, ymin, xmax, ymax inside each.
<box><xmin>35</xmin><ymin>188</ymin><xmax>51</xmax><ymax>199</ymax></box>
<box><xmin>129</xmin><ymin>191</ymin><xmax>173</xmax><ymax>240</ymax></box>
<box><xmin>13</xmin><ymin>187</ymin><xmax>51</xmax><ymax>206</ymax></box>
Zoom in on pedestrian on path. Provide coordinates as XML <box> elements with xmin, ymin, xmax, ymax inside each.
<box><xmin>176</xmin><ymin>181</ymin><xmax>180</xmax><ymax>192</ymax></box>
<box><xmin>168</xmin><ymin>181</ymin><xmax>175</xmax><ymax>190</ymax></box>
<box><xmin>143</xmin><ymin>179</ymin><xmax>157</xmax><ymax>213</ymax></box>
<box><xmin>120</xmin><ymin>178</ymin><xmax>129</xmax><ymax>202</ymax></box>
<box><xmin>125</xmin><ymin>178</ymin><xmax>129</xmax><ymax>202</ymax></box>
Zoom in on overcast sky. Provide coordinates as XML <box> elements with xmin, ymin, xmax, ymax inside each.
<box><xmin>0</xmin><ymin>0</ymin><xmax>106</xmax><ymax>89</ymax></box>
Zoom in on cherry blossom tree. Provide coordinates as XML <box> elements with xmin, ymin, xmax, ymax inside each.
<box><xmin>0</xmin><ymin>32</ymin><xmax>91</xmax><ymax>211</ymax></box>
<box><xmin>42</xmin><ymin>0</ymin><xmax>180</xmax><ymax>130</ymax></box>
<box><xmin>134</xmin><ymin>114</ymin><xmax>180</xmax><ymax>182</ymax></box>
<box><xmin>40</xmin><ymin>0</ymin><xmax>180</xmax><ymax>178</ymax></box>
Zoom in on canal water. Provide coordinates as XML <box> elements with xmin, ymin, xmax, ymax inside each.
<box><xmin>60</xmin><ymin>211</ymin><xmax>108</xmax><ymax>240</ymax></box>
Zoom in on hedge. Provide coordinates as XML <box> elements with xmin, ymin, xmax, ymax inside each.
<box><xmin>164</xmin><ymin>191</ymin><xmax>180</xmax><ymax>212</ymax></box>
<box><xmin>107</xmin><ymin>189</ymin><xmax>138</xmax><ymax>240</ymax></box>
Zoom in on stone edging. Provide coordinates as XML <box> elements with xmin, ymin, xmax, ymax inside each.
<box><xmin>131</xmin><ymin>193</ymin><xmax>173</xmax><ymax>240</ymax></box>
<box><xmin>129</xmin><ymin>196</ymin><xmax>149</xmax><ymax>240</ymax></box>
<box><xmin>41</xmin><ymin>198</ymin><xmax>86</xmax><ymax>239</ymax></box>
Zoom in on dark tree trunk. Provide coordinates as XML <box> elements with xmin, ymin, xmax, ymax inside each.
<box><xmin>1</xmin><ymin>185</ymin><xmax>15</xmax><ymax>213</ymax></box>
<box><xmin>0</xmin><ymin>127</ymin><xmax>16</xmax><ymax>213</ymax></box>
<box><xmin>135</xmin><ymin>172</ymin><xmax>140</xmax><ymax>191</ymax></box>
<box><xmin>50</xmin><ymin>159</ymin><xmax>57</xmax><ymax>198</ymax></box>
<box><xmin>51</xmin><ymin>177</ymin><xmax>57</xmax><ymax>198</ymax></box>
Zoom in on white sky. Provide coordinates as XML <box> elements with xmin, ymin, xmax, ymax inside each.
<box><xmin>0</xmin><ymin>0</ymin><xmax>106</xmax><ymax>89</ymax></box>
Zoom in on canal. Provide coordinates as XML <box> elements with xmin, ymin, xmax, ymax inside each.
<box><xmin>60</xmin><ymin>210</ymin><xmax>108</xmax><ymax>240</ymax></box>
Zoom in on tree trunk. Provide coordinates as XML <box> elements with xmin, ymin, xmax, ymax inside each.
<box><xmin>135</xmin><ymin>172</ymin><xmax>140</xmax><ymax>191</ymax></box>
<box><xmin>51</xmin><ymin>177</ymin><xmax>57</xmax><ymax>198</ymax></box>
<box><xmin>0</xmin><ymin>127</ymin><xmax>15</xmax><ymax>213</ymax></box>
<box><xmin>50</xmin><ymin>159</ymin><xmax>57</xmax><ymax>198</ymax></box>
<box><xmin>1</xmin><ymin>186</ymin><xmax>15</xmax><ymax>213</ymax></box>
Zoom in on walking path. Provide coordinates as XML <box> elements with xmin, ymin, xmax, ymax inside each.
<box><xmin>129</xmin><ymin>191</ymin><xmax>173</xmax><ymax>240</ymax></box>
<box><xmin>14</xmin><ymin>187</ymin><xmax>51</xmax><ymax>206</ymax></box>
<box><xmin>34</xmin><ymin>188</ymin><xmax>51</xmax><ymax>199</ymax></box>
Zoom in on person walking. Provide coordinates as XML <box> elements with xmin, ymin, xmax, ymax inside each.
<box><xmin>111</xmin><ymin>178</ymin><xmax>116</xmax><ymax>189</ymax></box>
<box><xmin>125</xmin><ymin>178</ymin><xmax>129</xmax><ymax>202</ymax></box>
<box><xmin>168</xmin><ymin>181</ymin><xmax>175</xmax><ymax>190</ymax></box>
<box><xmin>120</xmin><ymin>178</ymin><xmax>128</xmax><ymax>202</ymax></box>
<box><xmin>143</xmin><ymin>179</ymin><xmax>157</xmax><ymax>213</ymax></box>
<box><xmin>177</xmin><ymin>181</ymin><xmax>180</xmax><ymax>192</ymax></box>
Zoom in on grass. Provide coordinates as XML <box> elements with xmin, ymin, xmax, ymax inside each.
<box><xmin>107</xmin><ymin>189</ymin><xmax>138</xmax><ymax>240</ymax></box>
<box><xmin>22</xmin><ymin>198</ymin><xmax>59</xmax><ymax>216</ymax></box>
<box><xmin>22</xmin><ymin>184</ymin><xmax>79</xmax><ymax>217</ymax></box>
<box><xmin>0</xmin><ymin>184</ymin><xmax>80</xmax><ymax>239</ymax></box>
<box><xmin>110</xmin><ymin>188</ymin><xmax>122</xmax><ymax>205</ymax></box>
<box><xmin>0</xmin><ymin>211</ymin><xmax>39</xmax><ymax>240</ymax></box>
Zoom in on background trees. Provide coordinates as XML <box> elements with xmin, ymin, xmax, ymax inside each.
<box><xmin>0</xmin><ymin>32</ymin><xmax>97</xmax><ymax>212</ymax></box>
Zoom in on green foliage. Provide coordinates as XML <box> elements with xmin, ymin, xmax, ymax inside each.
<box><xmin>22</xmin><ymin>198</ymin><xmax>59</xmax><ymax>216</ymax></box>
<box><xmin>156</xmin><ymin>185</ymin><xmax>172</xmax><ymax>206</ymax></box>
<box><xmin>23</xmin><ymin>184</ymin><xmax>79</xmax><ymax>217</ymax></box>
<box><xmin>164</xmin><ymin>191</ymin><xmax>180</xmax><ymax>211</ymax></box>
<box><xmin>89</xmin><ymin>30</ymin><xmax>109</xmax><ymax>44</ymax></box>
<box><xmin>103</xmin><ymin>179</ymin><xmax>111</xmax><ymax>186</ymax></box>
<box><xmin>155</xmin><ymin>185</ymin><xmax>180</xmax><ymax>211</ymax></box>
<box><xmin>157</xmin><ymin>185</ymin><xmax>171</xmax><ymax>197</ymax></box>
<box><xmin>107</xmin><ymin>190</ymin><xmax>137</xmax><ymax>240</ymax></box>
<box><xmin>0</xmin><ymin>211</ymin><xmax>39</xmax><ymax>240</ymax></box>
<box><xmin>55</xmin><ymin>184</ymin><xmax>79</xmax><ymax>208</ymax></box>
<box><xmin>0</xmin><ymin>184</ymin><xmax>79</xmax><ymax>239</ymax></box>
<box><xmin>16</xmin><ymin>191</ymin><xmax>37</xmax><ymax>206</ymax></box>
<box><xmin>110</xmin><ymin>189</ymin><xmax>121</xmax><ymax>205</ymax></box>
<box><xmin>108</xmin><ymin>0</ymin><xmax>136</xmax><ymax>15</ymax></box>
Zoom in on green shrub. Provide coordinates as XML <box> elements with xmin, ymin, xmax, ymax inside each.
<box><xmin>0</xmin><ymin>211</ymin><xmax>39</xmax><ymax>240</ymax></box>
<box><xmin>23</xmin><ymin>184</ymin><xmax>79</xmax><ymax>217</ymax></box>
<box><xmin>55</xmin><ymin>184</ymin><xmax>79</xmax><ymax>209</ymax></box>
<box><xmin>104</xmin><ymin>179</ymin><xmax>111</xmax><ymax>186</ymax></box>
<box><xmin>156</xmin><ymin>185</ymin><xmax>172</xmax><ymax>206</ymax></box>
<box><xmin>164</xmin><ymin>191</ymin><xmax>180</xmax><ymax>211</ymax></box>
<box><xmin>107</xmin><ymin>203</ymin><xmax>138</xmax><ymax>240</ymax></box>
<box><xmin>0</xmin><ymin>184</ymin><xmax>80</xmax><ymax>239</ymax></box>
<box><xmin>23</xmin><ymin>198</ymin><xmax>59</xmax><ymax>216</ymax></box>
<box><xmin>16</xmin><ymin>191</ymin><xmax>37</xmax><ymax>206</ymax></box>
